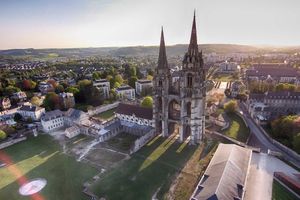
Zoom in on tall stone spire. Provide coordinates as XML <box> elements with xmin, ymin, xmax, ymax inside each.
<box><xmin>188</xmin><ymin>11</ymin><xmax>199</xmax><ymax>55</ymax></box>
<box><xmin>158</xmin><ymin>27</ymin><xmax>168</xmax><ymax>69</ymax></box>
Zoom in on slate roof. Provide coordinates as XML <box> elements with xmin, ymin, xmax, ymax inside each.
<box><xmin>246</xmin><ymin>67</ymin><xmax>299</xmax><ymax>78</ymax></box>
<box><xmin>137</xmin><ymin>79</ymin><xmax>152</xmax><ymax>84</ymax></box>
<box><xmin>41</xmin><ymin>109</ymin><xmax>64</xmax><ymax>121</ymax></box>
<box><xmin>191</xmin><ymin>144</ymin><xmax>252</xmax><ymax>200</ymax></box>
<box><xmin>19</xmin><ymin>105</ymin><xmax>43</xmax><ymax>112</ymax></box>
<box><xmin>65</xmin><ymin>108</ymin><xmax>87</xmax><ymax>120</ymax></box>
<box><xmin>266</xmin><ymin>91</ymin><xmax>300</xmax><ymax>99</ymax></box>
<box><xmin>116</xmin><ymin>85</ymin><xmax>134</xmax><ymax>91</ymax></box>
<box><xmin>116</xmin><ymin>103</ymin><xmax>153</xmax><ymax>120</ymax></box>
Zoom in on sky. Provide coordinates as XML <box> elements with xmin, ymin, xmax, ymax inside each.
<box><xmin>0</xmin><ymin>0</ymin><xmax>300</xmax><ymax>49</ymax></box>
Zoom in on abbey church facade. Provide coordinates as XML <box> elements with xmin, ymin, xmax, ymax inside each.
<box><xmin>153</xmin><ymin>13</ymin><xmax>206</xmax><ymax>144</ymax></box>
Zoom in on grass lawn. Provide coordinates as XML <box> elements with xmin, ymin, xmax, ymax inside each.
<box><xmin>106</xmin><ymin>133</ymin><xmax>139</xmax><ymax>152</ymax></box>
<box><xmin>167</xmin><ymin>139</ymin><xmax>218</xmax><ymax>200</ymax></box>
<box><xmin>222</xmin><ymin>113</ymin><xmax>250</xmax><ymax>143</ymax></box>
<box><xmin>272</xmin><ymin>180</ymin><xmax>299</xmax><ymax>200</ymax></box>
<box><xmin>93</xmin><ymin>108</ymin><xmax>116</xmax><ymax>120</ymax></box>
<box><xmin>212</xmin><ymin>73</ymin><xmax>237</xmax><ymax>81</ymax></box>
<box><xmin>90</xmin><ymin>135</ymin><xmax>197</xmax><ymax>200</ymax></box>
<box><xmin>0</xmin><ymin>135</ymin><xmax>98</xmax><ymax>200</ymax></box>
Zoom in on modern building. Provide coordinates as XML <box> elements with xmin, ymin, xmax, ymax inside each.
<box><xmin>59</xmin><ymin>92</ymin><xmax>75</xmax><ymax>110</ymax></box>
<box><xmin>153</xmin><ymin>13</ymin><xmax>206</xmax><ymax>144</ymax></box>
<box><xmin>41</xmin><ymin>109</ymin><xmax>64</xmax><ymax>132</ymax></box>
<box><xmin>116</xmin><ymin>85</ymin><xmax>135</xmax><ymax>100</ymax></box>
<box><xmin>191</xmin><ymin>143</ymin><xmax>252</xmax><ymax>200</ymax></box>
<box><xmin>18</xmin><ymin>105</ymin><xmax>45</xmax><ymax>121</ymax></box>
<box><xmin>135</xmin><ymin>79</ymin><xmax>153</xmax><ymax>96</ymax></box>
<box><xmin>93</xmin><ymin>79</ymin><xmax>110</xmax><ymax>99</ymax></box>
<box><xmin>0</xmin><ymin>97</ymin><xmax>11</xmax><ymax>110</ymax></box>
<box><xmin>116</xmin><ymin>103</ymin><xmax>154</xmax><ymax>127</ymax></box>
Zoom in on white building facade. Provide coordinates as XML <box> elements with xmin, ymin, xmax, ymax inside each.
<box><xmin>116</xmin><ymin>85</ymin><xmax>135</xmax><ymax>100</ymax></box>
<box><xmin>41</xmin><ymin>110</ymin><xmax>65</xmax><ymax>133</ymax></box>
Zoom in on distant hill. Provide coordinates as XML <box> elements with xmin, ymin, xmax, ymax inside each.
<box><xmin>1</xmin><ymin>44</ymin><xmax>300</xmax><ymax>58</ymax></box>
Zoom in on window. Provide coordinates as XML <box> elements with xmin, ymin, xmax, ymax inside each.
<box><xmin>158</xmin><ymin>79</ymin><xmax>162</xmax><ymax>87</ymax></box>
<box><xmin>187</xmin><ymin>74</ymin><xmax>193</xmax><ymax>88</ymax></box>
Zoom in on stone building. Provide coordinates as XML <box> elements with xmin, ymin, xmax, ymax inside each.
<box><xmin>153</xmin><ymin>13</ymin><xmax>206</xmax><ymax>144</ymax></box>
<box><xmin>41</xmin><ymin>109</ymin><xmax>64</xmax><ymax>132</ymax></box>
<box><xmin>17</xmin><ymin>105</ymin><xmax>45</xmax><ymax>121</ymax></box>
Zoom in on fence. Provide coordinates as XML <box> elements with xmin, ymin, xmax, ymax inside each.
<box><xmin>87</xmin><ymin>101</ymin><xmax>120</xmax><ymax>116</ymax></box>
<box><xmin>0</xmin><ymin>137</ymin><xmax>27</xmax><ymax>149</ymax></box>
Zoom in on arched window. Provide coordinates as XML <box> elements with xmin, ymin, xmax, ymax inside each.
<box><xmin>187</xmin><ymin>74</ymin><xmax>193</xmax><ymax>88</ymax></box>
<box><xmin>158</xmin><ymin>79</ymin><xmax>162</xmax><ymax>87</ymax></box>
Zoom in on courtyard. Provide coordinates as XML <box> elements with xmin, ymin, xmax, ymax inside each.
<box><xmin>0</xmin><ymin>134</ymin><xmax>99</xmax><ymax>200</ymax></box>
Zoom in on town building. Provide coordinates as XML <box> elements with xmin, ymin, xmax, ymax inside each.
<box><xmin>218</xmin><ymin>60</ymin><xmax>239</xmax><ymax>73</ymax></box>
<box><xmin>0</xmin><ymin>97</ymin><xmax>11</xmax><ymax>110</ymax></box>
<box><xmin>11</xmin><ymin>91</ymin><xmax>27</xmax><ymax>102</ymax></box>
<box><xmin>38</xmin><ymin>82</ymin><xmax>54</xmax><ymax>94</ymax></box>
<box><xmin>18</xmin><ymin>105</ymin><xmax>45</xmax><ymax>121</ymax></box>
<box><xmin>247</xmin><ymin>91</ymin><xmax>300</xmax><ymax>120</ymax></box>
<box><xmin>153</xmin><ymin>13</ymin><xmax>206</xmax><ymax>144</ymax></box>
<box><xmin>230</xmin><ymin>81</ymin><xmax>245</xmax><ymax>98</ymax></box>
<box><xmin>64</xmin><ymin>108</ymin><xmax>89</xmax><ymax>126</ymax></box>
<box><xmin>41</xmin><ymin>109</ymin><xmax>64</xmax><ymax>133</ymax></box>
<box><xmin>93</xmin><ymin>79</ymin><xmax>110</xmax><ymax>99</ymax></box>
<box><xmin>135</xmin><ymin>79</ymin><xmax>153</xmax><ymax>96</ymax></box>
<box><xmin>245</xmin><ymin>65</ymin><xmax>300</xmax><ymax>83</ymax></box>
<box><xmin>116</xmin><ymin>103</ymin><xmax>154</xmax><ymax>127</ymax></box>
<box><xmin>59</xmin><ymin>92</ymin><xmax>75</xmax><ymax>110</ymax></box>
<box><xmin>65</xmin><ymin>125</ymin><xmax>80</xmax><ymax>138</ymax></box>
<box><xmin>191</xmin><ymin>143</ymin><xmax>252</xmax><ymax>200</ymax></box>
<box><xmin>116</xmin><ymin>85</ymin><xmax>135</xmax><ymax>100</ymax></box>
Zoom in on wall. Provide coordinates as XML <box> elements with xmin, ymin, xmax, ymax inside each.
<box><xmin>130</xmin><ymin>129</ymin><xmax>156</xmax><ymax>154</ymax></box>
<box><xmin>88</xmin><ymin>102</ymin><xmax>119</xmax><ymax>116</ymax></box>
<box><xmin>0</xmin><ymin>137</ymin><xmax>27</xmax><ymax>149</ymax></box>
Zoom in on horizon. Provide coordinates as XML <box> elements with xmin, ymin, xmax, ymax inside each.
<box><xmin>1</xmin><ymin>0</ymin><xmax>300</xmax><ymax>49</ymax></box>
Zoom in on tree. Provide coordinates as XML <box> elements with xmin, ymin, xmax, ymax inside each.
<box><xmin>224</xmin><ymin>100</ymin><xmax>237</xmax><ymax>114</ymax></box>
<box><xmin>14</xmin><ymin>113</ymin><xmax>22</xmax><ymax>122</ymax></box>
<box><xmin>293</xmin><ymin>133</ymin><xmax>300</xmax><ymax>153</ymax></box>
<box><xmin>22</xmin><ymin>80</ymin><xmax>36</xmax><ymax>90</ymax></box>
<box><xmin>147</xmin><ymin>75</ymin><xmax>153</xmax><ymax>80</ymax></box>
<box><xmin>47</xmin><ymin>79</ymin><xmax>58</xmax><ymax>88</ymax></box>
<box><xmin>66</xmin><ymin>86</ymin><xmax>79</xmax><ymax>94</ymax></box>
<box><xmin>224</xmin><ymin>88</ymin><xmax>231</xmax><ymax>97</ymax></box>
<box><xmin>43</xmin><ymin>92</ymin><xmax>60</xmax><ymax>111</ymax></box>
<box><xmin>0</xmin><ymin>130</ymin><xmax>6</xmax><ymax>140</ymax></box>
<box><xmin>115</xmin><ymin>74</ymin><xmax>124</xmax><ymax>85</ymax></box>
<box><xmin>130</xmin><ymin>66</ymin><xmax>137</xmax><ymax>77</ymax></box>
<box><xmin>31</xmin><ymin>96</ymin><xmax>42</xmax><ymax>106</ymax></box>
<box><xmin>128</xmin><ymin>76</ymin><xmax>138</xmax><ymax>88</ymax></box>
<box><xmin>4</xmin><ymin>85</ymin><xmax>21</xmax><ymax>96</ymax></box>
<box><xmin>141</xmin><ymin>96</ymin><xmax>153</xmax><ymax>108</ymax></box>
<box><xmin>55</xmin><ymin>85</ymin><xmax>65</xmax><ymax>93</ymax></box>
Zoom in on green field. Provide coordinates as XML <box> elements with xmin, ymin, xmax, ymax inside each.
<box><xmin>94</xmin><ymin>108</ymin><xmax>116</xmax><ymax>120</ymax></box>
<box><xmin>272</xmin><ymin>180</ymin><xmax>299</xmax><ymax>200</ymax></box>
<box><xmin>222</xmin><ymin>113</ymin><xmax>250</xmax><ymax>142</ymax></box>
<box><xmin>0</xmin><ymin>135</ymin><xmax>98</xmax><ymax>200</ymax></box>
<box><xmin>90</xmin><ymin>135</ymin><xmax>197</xmax><ymax>200</ymax></box>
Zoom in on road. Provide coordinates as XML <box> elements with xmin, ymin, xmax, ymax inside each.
<box><xmin>239</xmin><ymin>103</ymin><xmax>300</xmax><ymax>167</ymax></box>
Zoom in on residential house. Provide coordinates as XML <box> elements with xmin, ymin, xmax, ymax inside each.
<box><xmin>11</xmin><ymin>91</ymin><xmax>27</xmax><ymax>102</ymax></box>
<box><xmin>41</xmin><ymin>109</ymin><xmax>64</xmax><ymax>132</ymax></box>
<box><xmin>0</xmin><ymin>97</ymin><xmax>11</xmax><ymax>110</ymax></box>
<box><xmin>18</xmin><ymin>105</ymin><xmax>45</xmax><ymax>121</ymax></box>
<box><xmin>38</xmin><ymin>82</ymin><xmax>54</xmax><ymax>94</ymax></box>
<box><xmin>64</xmin><ymin>108</ymin><xmax>89</xmax><ymax>126</ymax></box>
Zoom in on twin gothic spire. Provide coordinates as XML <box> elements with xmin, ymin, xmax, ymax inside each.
<box><xmin>158</xmin><ymin>11</ymin><xmax>200</xmax><ymax>69</ymax></box>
